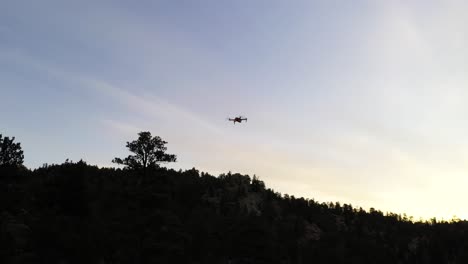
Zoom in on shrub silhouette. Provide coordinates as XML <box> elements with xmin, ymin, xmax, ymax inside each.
<box><xmin>112</xmin><ymin>131</ymin><xmax>177</xmax><ymax>170</ymax></box>
<box><xmin>0</xmin><ymin>133</ymin><xmax>24</xmax><ymax>167</ymax></box>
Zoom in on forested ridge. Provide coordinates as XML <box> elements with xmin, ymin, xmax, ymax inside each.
<box><xmin>2</xmin><ymin>133</ymin><xmax>468</xmax><ymax>263</ymax></box>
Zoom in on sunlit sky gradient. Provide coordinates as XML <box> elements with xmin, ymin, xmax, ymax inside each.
<box><xmin>2</xmin><ymin>0</ymin><xmax>468</xmax><ymax>220</ymax></box>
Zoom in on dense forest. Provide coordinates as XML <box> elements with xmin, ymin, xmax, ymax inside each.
<box><xmin>2</xmin><ymin>132</ymin><xmax>468</xmax><ymax>264</ymax></box>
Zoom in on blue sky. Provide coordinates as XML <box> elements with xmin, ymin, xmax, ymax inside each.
<box><xmin>2</xmin><ymin>0</ymin><xmax>468</xmax><ymax>220</ymax></box>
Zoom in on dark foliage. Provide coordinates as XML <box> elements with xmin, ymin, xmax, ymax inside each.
<box><xmin>2</xmin><ymin>162</ymin><xmax>468</xmax><ymax>264</ymax></box>
<box><xmin>112</xmin><ymin>131</ymin><xmax>177</xmax><ymax>170</ymax></box>
<box><xmin>0</xmin><ymin>134</ymin><xmax>24</xmax><ymax>167</ymax></box>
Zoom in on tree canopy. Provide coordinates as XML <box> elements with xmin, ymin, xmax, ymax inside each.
<box><xmin>112</xmin><ymin>131</ymin><xmax>177</xmax><ymax>170</ymax></box>
<box><xmin>0</xmin><ymin>134</ymin><xmax>24</xmax><ymax>166</ymax></box>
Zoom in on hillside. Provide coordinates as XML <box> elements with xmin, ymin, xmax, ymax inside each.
<box><xmin>2</xmin><ymin>161</ymin><xmax>468</xmax><ymax>264</ymax></box>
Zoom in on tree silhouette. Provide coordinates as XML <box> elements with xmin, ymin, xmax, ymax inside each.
<box><xmin>0</xmin><ymin>134</ymin><xmax>24</xmax><ymax>166</ymax></box>
<box><xmin>112</xmin><ymin>131</ymin><xmax>177</xmax><ymax>170</ymax></box>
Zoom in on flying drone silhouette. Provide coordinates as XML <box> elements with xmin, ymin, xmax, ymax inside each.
<box><xmin>227</xmin><ymin>116</ymin><xmax>247</xmax><ymax>124</ymax></box>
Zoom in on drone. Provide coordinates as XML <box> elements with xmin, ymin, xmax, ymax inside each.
<box><xmin>227</xmin><ymin>116</ymin><xmax>248</xmax><ymax>124</ymax></box>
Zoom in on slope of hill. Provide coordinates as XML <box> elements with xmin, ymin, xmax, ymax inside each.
<box><xmin>2</xmin><ymin>161</ymin><xmax>468</xmax><ymax>264</ymax></box>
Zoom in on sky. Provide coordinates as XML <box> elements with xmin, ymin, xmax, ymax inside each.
<box><xmin>2</xmin><ymin>0</ymin><xmax>468</xmax><ymax>221</ymax></box>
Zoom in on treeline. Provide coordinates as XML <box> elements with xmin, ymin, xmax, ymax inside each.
<box><xmin>2</xmin><ymin>132</ymin><xmax>468</xmax><ymax>263</ymax></box>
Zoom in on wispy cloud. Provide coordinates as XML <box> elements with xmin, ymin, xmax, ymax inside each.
<box><xmin>90</xmin><ymin>79</ymin><xmax>225</xmax><ymax>136</ymax></box>
<box><xmin>1</xmin><ymin>48</ymin><xmax>223</xmax><ymax>133</ymax></box>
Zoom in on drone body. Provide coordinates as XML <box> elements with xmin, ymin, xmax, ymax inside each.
<box><xmin>228</xmin><ymin>116</ymin><xmax>247</xmax><ymax>124</ymax></box>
